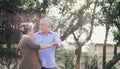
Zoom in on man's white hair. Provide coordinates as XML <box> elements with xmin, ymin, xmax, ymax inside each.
<box><xmin>40</xmin><ymin>18</ymin><xmax>53</xmax><ymax>28</ymax></box>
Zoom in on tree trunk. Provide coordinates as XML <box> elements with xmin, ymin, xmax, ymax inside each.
<box><xmin>104</xmin><ymin>53</ymin><xmax>120</xmax><ymax>69</ymax></box>
<box><xmin>114</xmin><ymin>43</ymin><xmax>118</xmax><ymax>56</ymax></box>
<box><xmin>74</xmin><ymin>1</ymin><xmax>97</xmax><ymax>69</ymax></box>
<box><xmin>103</xmin><ymin>25</ymin><xmax>109</xmax><ymax>69</ymax></box>
<box><xmin>104</xmin><ymin>40</ymin><xmax>120</xmax><ymax>69</ymax></box>
<box><xmin>74</xmin><ymin>47</ymin><xmax>82</xmax><ymax>69</ymax></box>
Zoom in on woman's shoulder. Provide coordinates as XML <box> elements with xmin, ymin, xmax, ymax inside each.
<box><xmin>22</xmin><ymin>35</ymin><xmax>31</xmax><ymax>40</ymax></box>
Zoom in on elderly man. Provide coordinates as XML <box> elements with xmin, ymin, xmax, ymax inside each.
<box><xmin>33</xmin><ymin>18</ymin><xmax>61</xmax><ymax>69</ymax></box>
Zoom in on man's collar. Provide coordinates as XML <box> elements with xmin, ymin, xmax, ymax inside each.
<box><xmin>38</xmin><ymin>31</ymin><xmax>54</xmax><ymax>34</ymax></box>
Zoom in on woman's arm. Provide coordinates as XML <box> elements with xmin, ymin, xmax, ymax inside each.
<box><xmin>27</xmin><ymin>37</ymin><xmax>55</xmax><ymax>50</ymax></box>
<box><xmin>40</xmin><ymin>44</ymin><xmax>53</xmax><ymax>49</ymax></box>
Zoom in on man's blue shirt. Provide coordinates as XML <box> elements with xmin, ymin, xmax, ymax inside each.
<box><xmin>33</xmin><ymin>31</ymin><xmax>61</xmax><ymax>68</ymax></box>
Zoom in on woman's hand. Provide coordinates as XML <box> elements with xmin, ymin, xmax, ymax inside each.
<box><xmin>18</xmin><ymin>51</ymin><xmax>22</xmax><ymax>56</ymax></box>
<box><xmin>40</xmin><ymin>42</ymin><xmax>60</xmax><ymax>49</ymax></box>
<box><xmin>47</xmin><ymin>42</ymin><xmax>57</xmax><ymax>48</ymax></box>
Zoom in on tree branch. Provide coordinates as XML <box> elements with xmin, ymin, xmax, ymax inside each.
<box><xmin>104</xmin><ymin>53</ymin><xmax>120</xmax><ymax>69</ymax></box>
<box><xmin>85</xmin><ymin>0</ymin><xmax>97</xmax><ymax>42</ymax></box>
<box><xmin>61</xmin><ymin>0</ymin><xmax>93</xmax><ymax>41</ymax></box>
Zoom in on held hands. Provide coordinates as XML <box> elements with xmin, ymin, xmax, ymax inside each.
<box><xmin>52</xmin><ymin>42</ymin><xmax>59</xmax><ymax>46</ymax></box>
<box><xmin>40</xmin><ymin>42</ymin><xmax>60</xmax><ymax>49</ymax></box>
<box><xmin>53</xmin><ymin>42</ymin><xmax>60</xmax><ymax>48</ymax></box>
<box><xmin>48</xmin><ymin>42</ymin><xmax>59</xmax><ymax>48</ymax></box>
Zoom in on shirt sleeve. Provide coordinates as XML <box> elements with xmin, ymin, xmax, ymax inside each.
<box><xmin>32</xmin><ymin>34</ymin><xmax>36</xmax><ymax>41</ymax></box>
<box><xmin>26</xmin><ymin>37</ymin><xmax>40</xmax><ymax>50</ymax></box>
<box><xmin>54</xmin><ymin>33</ymin><xmax>62</xmax><ymax>46</ymax></box>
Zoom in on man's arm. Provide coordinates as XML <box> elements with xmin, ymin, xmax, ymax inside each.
<box><xmin>54</xmin><ymin>33</ymin><xmax>62</xmax><ymax>48</ymax></box>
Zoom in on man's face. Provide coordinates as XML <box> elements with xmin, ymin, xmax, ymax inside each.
<box><xmin>39</xmin><ymin>21</ymin><xmax>49</xmax><ymax>33</ymax></box>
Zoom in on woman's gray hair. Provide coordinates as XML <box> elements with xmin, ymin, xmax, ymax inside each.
<box><xmin>40</xmin><ymin>18</ymin><xmax>53</xmax><ymax>28</ymax></box>
<box><xmin>20</xmin><ymin>22</ymin><xmax>34</xmax><ymax>34</ymax></box>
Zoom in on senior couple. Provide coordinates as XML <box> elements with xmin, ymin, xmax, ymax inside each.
<box><xmin>17</xmin><ymin>18</ymin><xmax>61</xmax><ymax>69</ymax></box>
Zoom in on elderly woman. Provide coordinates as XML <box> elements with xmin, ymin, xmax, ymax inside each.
<box><xmin>17</xmin><ymin>23</ymin><xmax>57</xmax><ymax>69</ymax></box>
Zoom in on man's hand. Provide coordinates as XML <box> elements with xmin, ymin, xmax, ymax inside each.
<box><xmin>52</xmin><ymin>42</ymin><xmax>61</xmax><ymax>48</ymax></box>
<box><xmin>47</xmin><ymin>42</ymin><xmax>61</xmax><ymax>48</ymax></box>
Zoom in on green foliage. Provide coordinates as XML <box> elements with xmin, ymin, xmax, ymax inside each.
<box><xmin>0</xmin><ymin>46</ymin><xmax>16</xmax><ymax>58</ymax></box>
<box><xmin>84</xmin><ymin>54</ymin><xmax>99</xmax><ymax>69</ymax></box>
<box><xmin>111</xmin><ymin>65</ymin><xmax>118</xmax><ymax>69</ymax></box>
<box><xmin>113</xmin><ymin>31</ymin><xmax>120</xmax><ymax>44</ymax></box>
<box><xmin>98</xmin><ymin>0</ymin><xmax>120</xmax><ymax>68</ymax></box>
<box><xmin>56</xmin><ymin>47</ymin><xmax>74</xmax><ymax>69</ymax></box>
<box><xmin>0</xmin><ymin>44</ymin><xmax>18</xmax><ymax>69</ymax></box>
<box><xmin>99</xmin><ymin>0</ymin><xmax>120</xmax><ymax>45</ymax></box>
<box><xmin>0</xmin><ymin>0</ymin><xmax>76</xmax><ymax>15</ymax></box>
<box><xmin>0</xmin><ymin>0</ymin><xmax>79</xmax><ymax>68</ymax></box>
<box><xmin>0</xmin><ymin>0</ymin><xmax>48</xmax><ymax>14</ymax></box>
<box><xmin>0</xmin><ymin>0</ymin><xmax>77</xmax><ymax>45</ymax></box>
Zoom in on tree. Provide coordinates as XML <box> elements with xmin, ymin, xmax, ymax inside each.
<box><xmin>47</xmin><ymin>1</ymin><xmax>98</xmax><ymax>69</ymax></box>
<box><xmin>0</xmin><ymin>0</ymin><xmax>77</xmax><ymax>68</ymax></box>
<box><xmin>1</xmin><ymin>0</ymin><xmax>116</xmax><ymax>69</ymax></box>
<box><xmin>0</xmin><ymin>0</ymin><xmax>75</xmax><ymax>47</ymax></box>
<box><xmin>48</xmin><ymin>0</ymin><xmax>97</xmax><ymax>69</ymax></box>
<box><xmin>99</xmin><ymin>0</ymin><xmax>120</xmax><ymax>69</ymax></box>
<box><xmin>75</xmin><ymin>1</ymin><xmax>97</xmax><ymax>69</ymax></box>
<box><xmin>0</xmin><ymin>0</ymin><xmax>48</xmax><ymax>47</ymax></box>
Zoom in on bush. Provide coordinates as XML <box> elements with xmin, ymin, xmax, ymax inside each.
<box><xmin>0</xmin><ymin>45</ymin><xmax>19</xmax><ymax>69</ymax></box>
<box><xmin>111</xmin><ymin>65</ymin><xmax>118</xmax><ymax>69</ymax></box>
<box><xmin>56</xmin><ymin>47</ymin><xmax>74</xmax><ymax>69</ymax></box>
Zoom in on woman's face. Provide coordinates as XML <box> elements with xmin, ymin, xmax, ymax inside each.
<box><xmin>20</xmin><ymin>26</ymin><xmax>24</xmax><ymax>32</ymax></box>
<box><xmin>28</xmin><ymin>29</ymin><xmax>34</xmax><ymax>37</ymax></box>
